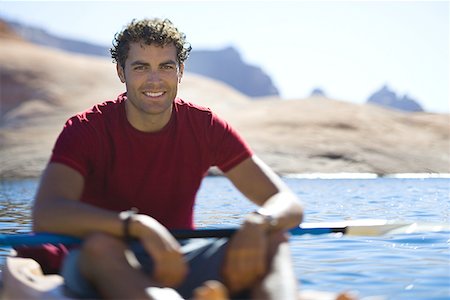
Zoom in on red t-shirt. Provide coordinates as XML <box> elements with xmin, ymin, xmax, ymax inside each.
<box><xmin>50</xmin><ymin>93</ymin><xmax>253</xmax><ymax>229</ymax></box>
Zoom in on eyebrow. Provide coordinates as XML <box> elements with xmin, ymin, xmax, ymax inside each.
<box><xmin>130</xmin><ymin>60</ymin><xmax>178</xmax><ymax>67</ymax></box>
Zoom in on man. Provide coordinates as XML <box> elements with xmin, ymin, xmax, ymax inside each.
<box><xmin>32</xmin><ymin>18</ymin><xmax>303</xmax><ymax>299</ymax></box>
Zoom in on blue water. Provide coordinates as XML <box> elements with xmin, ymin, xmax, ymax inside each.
<box><xmin>1</xmin><ymin>177</ymin><xmax>449</xmax><ymax>299</ymax></box>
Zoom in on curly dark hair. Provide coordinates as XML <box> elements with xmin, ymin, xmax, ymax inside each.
<box><xmin>110</xmin><ymin>18</ymin><xmax>192</xmax><ymax>68</ymax></box>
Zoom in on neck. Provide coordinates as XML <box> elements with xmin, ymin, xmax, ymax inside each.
<box><xmin>125</xmin><ymin>102</ymin><xmax>173</xmax><ymax>133</ymax></box>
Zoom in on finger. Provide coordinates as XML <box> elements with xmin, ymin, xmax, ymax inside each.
<box><xmin>252</xmin><ymin>247</ymin><xmax>268</xmax><ymax>277</ymax></box>
<box><xmin>153</xmin><ymin>252</ymin><xmax>187</xmax><ymax>287</ymax></box>
<box><xmin>140</xmin><ymin>237</ymin><xmax>187</xmax><ymax>287</ymax></box>
<box><xmin>223</xmin><ymin>252</ymin><xmax>256</xmax><ymax>292</ymax></box>
<box><xmin>224</xmin><ymin>246</ymin><xmax>269</xmax><ymax>292</ymax></box>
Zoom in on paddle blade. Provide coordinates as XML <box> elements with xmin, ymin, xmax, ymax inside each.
<box><xmin>298</xmin><ymin>219</ymin><xmax>450</xmax><ymax>236</ymax></box>
<box><xmin>386</xmin><ymin>222</ymin><xmax>450</xmax><ymax>235</ymax></box>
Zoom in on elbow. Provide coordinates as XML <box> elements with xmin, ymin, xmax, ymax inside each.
<box><xmin>32</xmin><ymin>202</ymin><xmax>50</xmax><ymax>232</ymax></box>
<box><xmin>277</xmin><ymin>191</ymin><xmax>304</xmax><ymax>226</ymax></box>
<box><xmin>296</xmin><ymin>202</ymin><xmax>304</xmax><ymax>224</ymax></box>
<box><xmin>286</xmin><ymin>191</ymin><xmax>304</xmax><ymax>225</ymax></box>
<box><xmin>32</xmin><ymin>206</ymin><xmax>44</xmax><ymax>232</ymax></box>
<box><xmin>291</xmin><ymin>198</ymin><xmax>304</xmax><ymax>225</ymax></box>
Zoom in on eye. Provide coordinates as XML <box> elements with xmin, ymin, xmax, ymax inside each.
<box><xmin>161</xmin><ymin>64</ymin><xmax>176</xmax><ymax>70</ymax></box>
<box><xmin>133</xmin><ymin>65</ymin><xmax>147</xmax><ymax>71</ymax></box>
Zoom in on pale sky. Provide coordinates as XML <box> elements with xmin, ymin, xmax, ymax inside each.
<box><xmin>1</xmin><ymin>0</ymin><xmax>449</xmax><ymax>113</ymax></box>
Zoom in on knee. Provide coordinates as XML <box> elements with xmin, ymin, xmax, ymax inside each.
<box><xmin>81</xmin><ymin>232</ymin><xmax>125</xmax><ymax>261</ymax></box>
<box><xmin>266</xmin><ymin>231</ymin><xmax>291</xmax><ymax>258</ymax></box>
<box><xmin>268</xmin><ymin>231</ymin><xmax>289</xmax><ymax>246</ymax></box>
<box><xmin>77</xmin><ymin>233</ymin><xmax>124</xmax><ymax>281</ymax></box>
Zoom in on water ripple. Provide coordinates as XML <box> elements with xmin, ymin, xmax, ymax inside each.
<box><xmin>1</xmin><ymin>177</ymin><xmax>449</xmax><ymax>299</ymax></box>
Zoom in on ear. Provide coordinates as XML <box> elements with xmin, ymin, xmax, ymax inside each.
<box><xmin>116</xmin><ymin>63</ymin><xmax>126</xmax><ymax>83</ymax></box>
<box><xmin>178</xmin><ymin>64</ymin><xmax>184</xmax><ymax>83</ymax></box>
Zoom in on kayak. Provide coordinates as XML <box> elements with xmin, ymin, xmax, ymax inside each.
<box><xmin>1</xmin><ymin>253</ymin><xmax>364</xmax><ymax>300</ymax></box>
<box><xmin>1</xmin><ymin>253</ymin><xmax>76</xmax><ymax>300</ymax></box>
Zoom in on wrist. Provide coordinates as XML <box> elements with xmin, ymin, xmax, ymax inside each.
<box><xmin>248</xmin><ymin>208</ymin><xmax>279</xmax><ymax>233</ymax></box>
<box><xmin>119</xmin><ymin>208</ymin><xmax>138</xmax><ymax>241</ymax></box>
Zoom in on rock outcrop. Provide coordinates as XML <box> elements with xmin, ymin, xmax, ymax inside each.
<box><xmin>367</xmin><ymin>85</ymin><xmax>424</xmax><ymax>112</ymax></box>
<box><xmin>186</xmin><ymin>47</ymin><xmax>279</xmax><ymax>97</ymax></box>
<box><xmin>310</xmin><ymin>88</ymin><xmax>327</xmax><ymax>97</ymax></box>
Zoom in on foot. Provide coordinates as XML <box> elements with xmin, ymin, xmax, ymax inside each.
<box><xmin>299</xmin><ymin>290</ymin><xmax>359</xmax><ymax>300</ymax></box>
<box><xmin>193</xmin><ymin>280</ymin><xmax>229</xmax><ymax>300</ymax></box>
<box><xmin>336</xmin><ymin>292</ymin><xmax>358</xmax><ymax>300</ymax></box>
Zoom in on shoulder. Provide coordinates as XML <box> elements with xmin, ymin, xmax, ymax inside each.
<box><xmin>174</xmin><ymin>98</ymin><xmax>231</xmax><ymax>130</ymax></box>
<box><xmin>174</xmin><ymin>98</ymin><xmax>213</xmax><ymax>115</ymax></box>
<box><xmin>174</xmin><ymin>98</ymin><xmax>228</xmax><ymax>123</ymax></box>
<box><xmin>66</xmin><ymin>95</ymin><xmax>124</xmax><ymax>128</ymax></box>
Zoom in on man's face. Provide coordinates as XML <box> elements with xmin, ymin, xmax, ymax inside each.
<box><xmin>117</xmin><ymin>42</ymin><xmax>183</xmax><ymax>123</ymax></box>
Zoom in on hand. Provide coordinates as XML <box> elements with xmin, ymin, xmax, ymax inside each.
<box><xmin>222</xmin><ymin>214</ymin><xmax>269</xmax><ymax>293</ymax></box>
<box><xmin>130</xmin><ymin>214</ymin><xmax>188</xmax><ymax>287</ymax></box>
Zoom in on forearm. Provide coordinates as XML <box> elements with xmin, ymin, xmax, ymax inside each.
<box><xmin>32</xmin><ymin>163</ymin><xmax>126</xmax><ymax>238</ymax></box>
<box><xmin>225</xmin><ymin>156</ymin><xmax>304</xmax><ymax>231</ymax></box>
<box><xmin>32</xmin><ymin>197</ymin><xmax>123</xmax><ymax>238</ymax></box>
<box><xmin>255</xmin><ymin>191</ymin><xmax>304</xmax><ymax>232</ymax></box>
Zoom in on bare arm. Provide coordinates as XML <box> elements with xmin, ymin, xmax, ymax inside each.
<box><xmin>33</xmin><ymin>162</ymin><xmax>123</xmax><ymax>237</ymax></box>
<box><xmin>33</xmin><ymin>162</ymin><xmax>187</xmax><ymax>286</ymax></box>
<box><xmin>225</xmin><ymin>155</ymin><xmax>303</xmax><ymax>230</ymax></box>
<box><xmin>222</xmin><ymin>155</ymin><xmax>303</xmax><ymax>293</ymax></box>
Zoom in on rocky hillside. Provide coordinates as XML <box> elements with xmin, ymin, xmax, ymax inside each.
<box><xmin>1</xmin><ymin>25</ymin><xmax>449</xmax><ymax>179</ymax></box>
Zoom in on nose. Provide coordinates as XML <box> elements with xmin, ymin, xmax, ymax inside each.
<box><xmin>146</xmin><ymin>70</ymin><xmax>162</xmax><ymax>83</ymax></box>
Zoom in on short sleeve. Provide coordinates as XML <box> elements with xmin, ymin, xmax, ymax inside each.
<box><xmin>207</xmin><ymin>113</ymin><xmax>253</xmax><ymax>172</ymax></box>
<box><xmin>50</xmin><ymin>115</ymin><xmax>97</xmax><ymax>177</ymax></box>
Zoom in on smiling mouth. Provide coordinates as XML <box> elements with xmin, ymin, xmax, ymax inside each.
<box><xmin>143</xmin><ymin>91</ymin><xmax>165</xmax><ymax>98</ymax></box>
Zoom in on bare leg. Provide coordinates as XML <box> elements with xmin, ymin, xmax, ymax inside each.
<box><xmin>244</xmin><ymin>232</ymin><xmax>358</xmax><ymax>300</ymax></box>
<box><xmin>78</xmin><ymin>233</ymin><xmax>181</xmax><ymax>299</ymax></box>
<box><xmin>249</xmin><ymin>232</ymin><xmax>299</xmax><ymax>300</ymax></box>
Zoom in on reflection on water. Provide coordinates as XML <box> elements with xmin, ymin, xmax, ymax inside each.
<box><xmin>0</xmin><ymin>180</ymin><xmax>34</xmax><ymax>234</ymax></box>
<box><xmin>1</xmin><ymin>177</ymin><xmax>449</xmax><ymax>299</ymax></box>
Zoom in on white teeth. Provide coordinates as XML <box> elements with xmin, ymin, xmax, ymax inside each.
<box><xmin>144</xmin><ymin>91</ymin><xmax>164</xmax><ymax>97</ymax></box>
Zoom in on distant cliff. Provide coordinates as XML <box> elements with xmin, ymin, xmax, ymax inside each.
<box><xmin>186</xmin><ymin>47</ymin><xmax>279</xmax><ymax>97</ymax></box>
<box><xmin>5</xmin><ymin>19</ymin><xmax>279</xmax><ymax>98</ymax></box>
<box><xmin>367</xmin><ymin>85</ymin><xmax>424</xmax><ymax>112</ymax></box>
